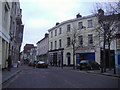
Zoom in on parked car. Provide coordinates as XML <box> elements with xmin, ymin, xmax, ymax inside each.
<box><xmin>28</xmin><ymin>61</ymin><xmax>35</xmax><ymax>66</ymax></box>
<box><xmin>36</xmin><ymin>61</ymin><xmax>48</xmax><ymax>68</ymax></box>
<box><xmin>79</xmin><ymin>60</ymin><xmax>91</xmax><ymax>70</ymax></box>
<box><xmin>79</xmin><ymin>60</ymin><xmax>100</xmax><ymax>70</ymax></box>
<box><xmin>89</xmin><ymin>61</ymin><xmax>100</xmax><ymax>70</ymax></box>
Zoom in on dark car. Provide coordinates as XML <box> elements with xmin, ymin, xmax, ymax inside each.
<box><xmin>79</xmin><ymin>60</ymin><xmax>100</xmax><ymax>70</ymax></box>
<box><xmin>89</xmin><ymin>61</ymin><xmax>100</xmax><ymax>70</ymax></box>
<box><xmin>36</xmin><ymin>61</ymin><xmax>48</xmax><ymax>68</ymax></box>
<box><xmin>79</xmin><ymin>60</ymin><xmax>92</xmax><ymax>70</ymax></box>
<box><xmin>28</xmin><ymin>61</ymin><xmax>35</xmax><ymax>66</ymax></box>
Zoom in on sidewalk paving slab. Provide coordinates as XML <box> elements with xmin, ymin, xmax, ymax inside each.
<box><xmin>2</xmin><ymin>67</ymin><xmax>22</xmax><ymax>85</ymax></box>
<box><xmin>85</xmin><ymin>70</ymin><xmax>120</xmax><ymax>78</ymax></box>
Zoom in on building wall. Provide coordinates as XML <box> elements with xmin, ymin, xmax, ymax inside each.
<box><xmin>37</xmin><ymin>37</ymin><xmax>48</xmax><ymax>55</ymax></box>
<box><xmin>9</xmin><ymin>2</ymin><xmax>24</xmax><ymax>65</ymax></box>
<box><xmin>37</xmin><ymin>34</ymin><xmax>49</xmax><ymax>63</ymax></box>
<box><xmin>48</xmin><ymin>15</ymin><xmax>100</xmax><ymax>66</ymax></box>
<box><xmin>0</xmin><ymin>1</ymin><xmax>11</xmax><ymax>69</ymax></box>
<box><xmin>0</xmin><ymin>37</ymin><xmax>2</xmax><ymax>67</ymax></box>
<box><xmin>29</xmin><ymin>47</ymin><xmax>37</xmax><ymax>62</ymax></box>
<box><xmin>0</xmin><ymin>1</ymin><xmax>23</xmax><ymax>68</ymax></box>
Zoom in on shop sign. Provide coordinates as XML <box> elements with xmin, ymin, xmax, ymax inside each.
<box><xmin>117</xmin><ymin>39</ymin><xmax>120</xmax><ymax>50</ymax></box>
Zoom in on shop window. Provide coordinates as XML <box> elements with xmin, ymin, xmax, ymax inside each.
<box><xmin>118</xmin><ymin>55</ymin><xmax>120</xmax><ymax>65</ymax></box>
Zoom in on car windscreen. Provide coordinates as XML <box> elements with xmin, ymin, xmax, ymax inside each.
<box><xmin>38</xmin><ymin>61</ymin><xmax>45</xmax><ymax>64</ymax></box>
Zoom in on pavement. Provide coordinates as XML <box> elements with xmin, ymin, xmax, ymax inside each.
<box><xmin>1</xmin><ymin>65</ymin><xmax>120</xmax><ymax>86</ymax></box>
<box><xmin>85</xmin><ymin>69</ymin><xmax>120</xmax><ymax>78</ymax></box>
<box><xmin>1</xmin><ymin>65</ymin><xmax>22</xmax><ymax>85</ymax></box>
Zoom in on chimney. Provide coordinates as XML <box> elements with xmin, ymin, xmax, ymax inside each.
<box><xmin>76</xmin><ymin>13</ymin><xmax>82</xmax><ymax>18</ymax></box>
<box><xmin>98</xmin><ymin>9</ymin><xmax>104</xmax><ymax>16</ymax></box>
<box><xmin>45</xmin><ymin>33</ymin><xmax>49</xmax><ymax>38</ymax></box>
<box><xmin>56</xmin><ymin>22</ymin><xmax>60</xmax><ymax>26</ymax></box>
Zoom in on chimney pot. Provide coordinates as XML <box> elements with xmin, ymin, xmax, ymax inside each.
<box><xmin>56</xmin><ymin>22</ymin><xmax>60</xmax><ymax>26</ymax></box>
<box><xmin>76</xmin><ymin>13</ymin><xmax>82</xmax><ymax>18</ymax></box>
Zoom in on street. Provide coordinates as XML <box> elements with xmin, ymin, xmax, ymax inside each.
<box><xmin>3</xmin><ymin>66</ymin><xmax>119</xmax><ymax>88</ymax></box>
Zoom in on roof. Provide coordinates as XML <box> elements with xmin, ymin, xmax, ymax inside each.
<box><xmin>48</xmin><ymin>14</ymin><xmax>95</xmax><ymax>32</ymax></box>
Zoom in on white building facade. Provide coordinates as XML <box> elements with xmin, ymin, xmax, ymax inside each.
<box><xmin>48</xmin><ymin>14</ymin><xmax>101</xmax><ymax>67</ymax></box>
<box><xmin>0</xmin><ymin>1</ymin><xmax>11</xmax><ymax>69</ymax></box>
<box><xmin>29</xmin><ymin>47</ymin><xmax>37</xmax><ymax>62</ymax></box>
<box><xmin>0</xmin><ymin>0</ymin><xmax>24</xmax><ymax>69</ymax></box>
<box><xmin>36</xmin><ymin>33</ymin><xmax>49</xmax><ymax>63</ymax></box>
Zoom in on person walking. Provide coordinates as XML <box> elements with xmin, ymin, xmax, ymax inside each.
<box><xmin>7</xmin><ymin>55</ymin><xmax>12</xmax><ymax>71</ymax></box>
<box><xmin>17</xmin><ymin>60</ymin><xmax>20</xmax><ymax>68</ymax></box>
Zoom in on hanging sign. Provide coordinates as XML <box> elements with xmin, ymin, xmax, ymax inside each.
<box><xmin>116</xmin><ymin>34</ymin><xmax>120</xmax><ymax>50</ymax></box>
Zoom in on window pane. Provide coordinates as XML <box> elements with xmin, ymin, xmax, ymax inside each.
<box><xmin>51</xmin><ymin>42</ymin><xmax>53</xmax><ymax>50</ymax></box>
<box><xmin>51</xmin><ymin>31</ymin><xmax>53</xmax><ymax>38</ymax></box>
<box><xmin>88</xmin><ymin>20</ymin><xmax>93</xmax><ymax>28</ymax></box>
<box><xmin>67</xmin><ymin>24</ymin><xmax>70</xmax><ymax>32</ymax></box>
<box><xmin>55</xmin><ymin>29</ymin><xmax>57</xmax><ymax>36</ymax></box>
<box><xmin>59</xmin><ymin>28</ymin><xmax>62</xmax><ymax>34</ymax></box>
<box><xmin>79</xmin><ymin>36</ymin><xmax>83</xmax><ymax>45</ymax></box>
<box><xmin>78</xmin><ymin>22</ymin><xmax>83</xmax><ymax>29</ymax></box>
<box><xmin>55</xmin><ymin>41</ymin><xmax>57</xmax><ymax>49</ymax></box>
<box><xmin>88</xmin><ymin>34</ymin><xmax>93</xmax><ymax>44</ymax></box>
<box><xmin>67</xmin><ymin>37</ymin><xmax>71</xmax><ymax>46</ymax></box>
<box><xmin>59</xmin><ymin>39</ymin><xmax>62</xmax><ymax>48</ymax></box>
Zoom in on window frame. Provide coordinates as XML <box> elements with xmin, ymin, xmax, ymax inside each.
<box><xmin>67</xmin><ymin>24</ymin><xmax>71</xmax><ymax>32</ymax></box>
<box><xmin>59</xmin><ymin>39</ymin><xmax>62</xmax><ymax>48</ymax></box>
<box><xmin>55</xmin><ymin>29</ymin><xmax>57</xmax><ymax>36</ymax></box>
<box><xmin>88</xmin><ymin>34</ymin><xmax>93</xmax><ymax>45</ymax></box>
<box><xmin>51</xmin><ymin>42</ymin><xmax>53</xmax><ymax>50</ymax></box>
<box><xmin>67</xmin><ymin>37</ymin><xmax>71</xmax><ymax>46</ymax></box>
<box><xmin>51</xmin><ymin>31</ymin><xmax>53</xmax><ymax>38</ymax></box>
<box><xmin>78</xmin><ymin>22</ymin><xmax>83</xmax><ymax>29</ymax></box>
<box><xmin>78</xmin><ymin>35</ymin><xmax>83</xmax><ymax>46</ymax></box>
<box><xmin>88</xmin><ymin>19</ymin><xmax>93</xmax><ymax>28</ymax></box>
<box><xmin>59</xmin><ymin>27</ymin><xmax>62</xmax><ymax>35</ymax></box>
<box><xmin>55</xmin><ymin>41</ymin><xmax>57</xmax><ymax>49</ymax></box>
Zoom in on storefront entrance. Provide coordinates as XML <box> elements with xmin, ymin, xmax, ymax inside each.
<box><xmin>66</xmin><ymin>53</ymin><xmax>71</xmax><ymax>66</ymax></box>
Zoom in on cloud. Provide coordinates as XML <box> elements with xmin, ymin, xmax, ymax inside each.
<box><xmin>20</xmin><ymin>0</ymin><xmax>96</xmax><ymax>51</ymax></box>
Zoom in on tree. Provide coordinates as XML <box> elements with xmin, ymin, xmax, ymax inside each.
<box><xmin>93</xmin><ymin>2</ymin><xmax>120</xmax><ymax>73</ymax></box>
<box><xmin>66</xmin><ymin>23</ymin><xmax>78</xmax><ymax>69</ymax></box>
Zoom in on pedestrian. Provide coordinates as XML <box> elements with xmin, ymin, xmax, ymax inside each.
<box><xmin>17</xmin><ymin>60</ymin><xmax>20</xmax><ymax>68</ymax></box>
<box><xmin>33</xmin><ymin>61</ymin><xmax>36</xmax><ymax>69</ymax></box>
<box><xmin>7</xmin><ymin>55</ymin><xmax>12</xmax><ymax>71</ymax></box>
<box><xmin>58</xmin><ymin>60</ymin><xmax>60</xmax><ymax>67</ymax></box>
<box><xmin>50</xmin><ymin>61</ymin><xmax>52</xmax><ymax>66</ymax></box>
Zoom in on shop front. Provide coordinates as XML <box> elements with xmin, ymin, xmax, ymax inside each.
<box><xmin>76</xmin><ymin>52</ymin><xmax>95</xmax><ymax>64</ymax></box>
<box><xmin>48</xmin><ymin>49</ymin><xmax>64</xmax><ymax>66</ymax></box>
<box><xmin>115</xmin><ymin>34</ymin><xmax>120</xmax><ymax>75</ymax></box>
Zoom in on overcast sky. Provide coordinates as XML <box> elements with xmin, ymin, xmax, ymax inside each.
<box><xmin>20</xmin><ymin>0</ymin><xmax>117</xmax><ymax>51</ymax></box>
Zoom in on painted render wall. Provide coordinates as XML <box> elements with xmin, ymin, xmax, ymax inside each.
<box><xmin>0</xmin><ymin>1</ymin><xmax>11</xmax><ymax>68</ymax></box>
<box><xmin>48</xmin><ymin>15</ymin><xmax>101</xmax><ymax>65</ymax></box>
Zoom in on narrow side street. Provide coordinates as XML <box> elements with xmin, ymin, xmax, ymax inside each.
<box><xmin>2</xmin><ymin>65</ymin><xmax>120</xmax><ymax>88</ymax></box>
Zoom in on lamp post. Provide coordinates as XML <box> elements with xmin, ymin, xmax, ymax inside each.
<box><xmin>100</xmin><ymin>47</ymin><xmax>104</xmax><ymax>73</ymax></box>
